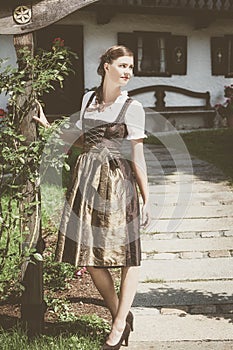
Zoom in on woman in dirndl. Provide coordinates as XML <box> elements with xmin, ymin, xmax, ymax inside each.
<box><xmin>34</xmin><ymin>45</ymin><xmax>150</xmax><ymax>350</ymax></box>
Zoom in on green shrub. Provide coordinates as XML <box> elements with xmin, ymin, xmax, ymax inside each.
<box><xmin>0</xmin><ymin>40</ymin><xmax>76</xmax><ymax>299</ymax></box>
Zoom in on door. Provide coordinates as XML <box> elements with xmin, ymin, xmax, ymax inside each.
<box><xmin>36</xmin><ymin>24</ymin><xmax>84</xmax><ymax>117</ymax></box>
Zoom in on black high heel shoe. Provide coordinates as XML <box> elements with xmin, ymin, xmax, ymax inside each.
<box><xmin>126</xmin><ymin>311</ymin><xmax>134</xmax><ymax>332</ymax></box>
<box><xmin>101</xmin><ymin>322</ymin><xmax>131</xmax><ymax>350</ymax></box>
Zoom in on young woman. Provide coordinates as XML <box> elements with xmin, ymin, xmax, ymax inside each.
<box><xmin>34</xmin><ymin>45</ymin><xmax>150</xmax><ymax>350</ymax></box>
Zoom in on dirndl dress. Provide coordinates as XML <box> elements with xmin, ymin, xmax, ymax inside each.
<box><xmin>56</xmin><ymin>95</ymin><xmax>141</xmax><ymax>267</ymax></box>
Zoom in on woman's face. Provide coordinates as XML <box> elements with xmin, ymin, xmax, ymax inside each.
<box><xmin>104</xmin><ymin>55</ymin><xmax>134</xmax><ymax>87</ymax></box>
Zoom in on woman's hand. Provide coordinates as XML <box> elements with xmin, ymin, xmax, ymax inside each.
<box><xmin>141</xmin><ymin>201</ymin><xmax>151</xmax><ymax>228</ymax></box>
<box><xmin>32</xmin><ymin>100</ymin><xmax>50</xmax><ymax>128</ymax></box>
<box><xmin>130</xmin><ymin>139</ymin><xmax>151</xmax><ymax>229</ymax></box>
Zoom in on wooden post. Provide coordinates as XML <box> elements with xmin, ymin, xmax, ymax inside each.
<box><xmin>13</xmin><ymin>32</ymin><xmax>46</xmax><ymax>336</ymax></box>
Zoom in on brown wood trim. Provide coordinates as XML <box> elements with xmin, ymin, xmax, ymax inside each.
<box><xmin>127</xmin><ymin>85</ymin><xmax>215</xmax><ymax>130</ymax></box>
<box><xmin>0</xmin><ymin>0</ymin><xmax>99</xmax><ymax>34</ymax></box>
<box><xmin>129</xmin><ymin>84</ymin><xmax>216</xmax><ymax>127</ymax></box>
<box><xmin>87</xmin><ymin>3</ymin><xmax>233</xmax><ymax>18</ymax></box>
<box><xmin>128</xmin><ymin>84</ymin><xmax>212</xmax><ymax>110</ymax></box>
<box><xmin>129</xmin><ymin>85</ymin><xmax>209</xmax><ymax>100</ymax></box>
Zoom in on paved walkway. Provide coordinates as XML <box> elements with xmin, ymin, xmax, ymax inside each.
<box><xmin>129</xmin><ymin>143</ymin><xmax>233</xmax><ymax>349</ymax></box>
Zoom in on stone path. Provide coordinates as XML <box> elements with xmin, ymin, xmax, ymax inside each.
<box><xmin>129</xmin><ymin>143</ymin><xmax>233</xmax><ymax>349</ymax></box>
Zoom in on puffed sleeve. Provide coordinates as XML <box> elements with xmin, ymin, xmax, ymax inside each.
<box><xmin>75</xmin><ymin>91</ymin><xmax>95</xmax><ymax>130</ymax></box>
<box><xmin>125</xmin><ymin>100</ymin><xmax>147</xmax><ymax>140</ymax></box>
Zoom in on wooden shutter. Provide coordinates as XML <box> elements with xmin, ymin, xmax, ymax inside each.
<box><xmin>167</xmin><ymin>35</ymin><xmax>187</xmax><ymax>75</ymax></box>
<box><xmin>211</xmin><ymin>37</ymin><xmax>228</xmax><ymax>76</ymax></box>
<box><xmin>117</xmin><ymin>32</ymin><xmax>137</xmax><ymax>56</ymax></box>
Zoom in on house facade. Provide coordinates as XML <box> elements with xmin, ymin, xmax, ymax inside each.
<box><xmin>1</xmin><ymin>0</ymin><xmax>233</xmax><ymax>129</ymax></box>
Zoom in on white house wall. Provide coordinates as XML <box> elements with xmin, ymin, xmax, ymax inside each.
<box><xmin>1</xmin><ymin>11</ymin><xmax>233</xmax><ymax>112</ymax></box>
<box><xmin>0</xmin><ymin>35</ymin><xmax>17</xmax><ymax>110</ymax></box>
<box><xmin>60</xmin><ymin>10</ymin><xmax>233</xmax><ymax>108</ymax></box>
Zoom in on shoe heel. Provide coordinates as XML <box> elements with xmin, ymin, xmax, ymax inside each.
<box><xmin>124</xmin><ymin>327</ymin><xmax>130</xmax><ymax>347</ymax></box>
<box><xmin>126</xmin><ymin>311</ymin><xmax>134</xmax><ymax>332</ymax></box>
<box><xmin>101</xmin><ymin>323</ymin><xmax>131</xmax><ymax>350</ymax></box>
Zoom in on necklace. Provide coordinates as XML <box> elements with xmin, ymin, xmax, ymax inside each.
<box><xmin>87</xmin><ymin>101</ymin><xmax>113</xmax><ymax>113</ymax></box>
<box><xmin>97</xmin><ymin>101</ymin><xmax>113</xmax><ymax>112</ymax></box>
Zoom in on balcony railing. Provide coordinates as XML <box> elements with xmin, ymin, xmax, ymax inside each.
<box><xmin>99</xmin><ymin>0</ymin><xmax>233</xmax><ymax>12</ymax></box>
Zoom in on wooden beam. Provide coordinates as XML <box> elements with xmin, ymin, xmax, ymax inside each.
<box><xmin>0</xmin><ymin>0</ymin><xmax>99</xmax><ymax>34</ymax></box>
<box><xmin>14</xmin><ymin>32</ymin><xmax>45</xmax><ymax>336</ymax></box>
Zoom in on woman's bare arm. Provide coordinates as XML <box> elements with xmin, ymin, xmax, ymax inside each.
<box><xmin>130</xmin><ymin>139</ymin><xmax>151</xmax><ymax>227</ymax></box>
<box><xmin>32</xmin><ymin>100</ymin><xmax>84</xmax><ymax>147</ymax></box>
<box><xmin>32</xmin><ymin>100</ymin><xmax>50</xmax><ymax>128</ymax></box>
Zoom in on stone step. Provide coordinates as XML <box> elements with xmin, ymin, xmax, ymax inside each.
<box><xmin>128</xmin><ymin>341</ymin><xmax>233</xmax><ymax>350</ymax></box>
<box><xmin>129</xmin><ymin>310</ymin><xmax>233</xmax><ymax>342</ymax></box>
<box><xmin>145</xmin><ymin>159</ymin><xmax>218</xmax><ymax>168</ymax></box>
<box><xmin>142</xmin><ymin>251</ymin><xmax>232</xmax><ymax>260</ymax></box>
<box><xmin>148</xmin><ymin>183</ymin><xmax>232</xmax><ymax>194</ymax></box>
<box><xmin>141</xmin><ymin>237</ymin><xmax>233</xmax><ymax>259</ymax></box>
<box><xmin>148</xmin><ymin>173</ymin><xmax>228</xmax><ymax>184</ymax></box>
<box><xmin>148</xmin><ymin>173</ymin><xmax>227</xmax><ymax>183</ymax></box>
<box><xmin>142</xmin><ymin>230</ymin><xmax>233</xmax><ymax>240</ymax></box>
<box><xmin>147</xmin><ymin>168</ymin><xmax>192</xmax><ymax>176</ymax></box>
<box><xmin>143</xmin><ymin>150</ymin><xmax>193</xmax><ymax>158</ymax></box>
<box><xmin>139</xmin><ymin>258</ymin><xmax>233</xmax><ymax>282</ymax></box>
<box><xmin>147</xmin><ymin>167</ymin><xmax>226</xmax><ymax>176</ymax></box>
<box><xmin>145</xmin><ymin>159</ymin><xmax>205</xmax><ymax>168</ymax></box>
<box><xmin>149</xmin><ymin>198</ymin><xmax>233</xmax><ymax>212</ymax></box>
<box><xmin>149</xmin><ymin>191</ymin><xmax>233</xmax><ymax>201</ymax></box>
<box><xmin>145</xmin><ymin>217</ymin><xmax>233</xmax><ymax>234</ymax></box>
<box><xmin>151</xmin><ymin>204</ymin><xmax>233</xmax><ymax>219</ymax></box>
<box><xmin>133</xmin><ymin>280</ymin><xmax>233</xmax><ymax>309</ymax></box>
<box><xmin>153</xmin><ymin>199</ymin><xmax>233</xmax><ymax>207</ymax></box>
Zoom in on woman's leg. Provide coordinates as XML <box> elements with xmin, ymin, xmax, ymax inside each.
<box><xmin>86</xmin><ymin>266</ymin><xmax>119</xmax><ymax>320</ymax></box>
<box><xmin>106</xmin><ymin>266</ymin><xmax>140</xmax><ymax>346</ymax></box>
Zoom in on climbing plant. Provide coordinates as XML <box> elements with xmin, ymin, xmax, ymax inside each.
<box><xmin>0</xmin><ymin>38</ymin><xmax>77</xmax><ymax>298</ymax></box>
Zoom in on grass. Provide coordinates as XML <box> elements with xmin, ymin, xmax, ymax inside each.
<box><xmin>0</xmin><ymin>314</ymin><xmax>109</xmax><ymax>350</ymax></box>
<box><xmin>146</xmin><ymin>128</ymin><xmax>233</xmax><ymax>185</ymax></box>
<box><xmin>181</xmin><ymin>128</ymin><xmax>233</xmax><ymax>184</ymax></box>
<box><xmin>142</xmin><ymin>278</ymin><xmax>165</xmax><ymax>284</ymax></box>
<box><xmin>0</xmin><ymin>327</ymin><xmax>101</xmax><ymax>350</ymax></box>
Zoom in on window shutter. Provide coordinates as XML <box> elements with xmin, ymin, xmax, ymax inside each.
<box><xmin>117</xmin><ymin>32</ymin><xmax>137</xmax><ymax>56</ymax></box>
<box><xmin>167</xmin><ymin>35</ymin><xmax>187</xmax><ymax>75</ymax></box>
<box><xmin>211</xmin><ymin>37</ymin><xmax>228</xmax><ymax>76</ymax></box>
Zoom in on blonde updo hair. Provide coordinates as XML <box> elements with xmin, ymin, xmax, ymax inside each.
<box><xmin>95</xmin><ymin>45</ymin><xmax>133</xmax><ymax>104</ymax></box>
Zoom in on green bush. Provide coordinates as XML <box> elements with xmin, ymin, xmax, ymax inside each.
<box><xmin>0</xmin><ymin>39</ymin><xmax>76</xmax><ymax>299</ymax></box>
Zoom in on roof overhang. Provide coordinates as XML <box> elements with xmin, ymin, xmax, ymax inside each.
<box><xmin>0</xmin><ymin>0</ymin><xmax>99</xmax><ymax>34</ymax></box>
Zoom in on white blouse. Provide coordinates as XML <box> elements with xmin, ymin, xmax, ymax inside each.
<box><xmin>76</xmin><ymin>90</ymin><xmax>147</xmax><ymax>140</ymax></box>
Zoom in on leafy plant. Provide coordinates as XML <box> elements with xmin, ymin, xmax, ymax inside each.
<box><xmin>44</xmin><ymin>254</ymin><xmax>76</xmax><ymax>291</ymax></box>
<box><xmin>0</xmin><ymin>322</ymin><xmax>106</xmax><ymax>349</ymax></box>
<box><xmin>215</xmin><ymin>84</ymin><xmax>233</xmax><ymax>118</ymax></box>
<box><xmin>0</xmin><ymin>38</ymin><xmax>77</xmax><ymax>299</ymax></box>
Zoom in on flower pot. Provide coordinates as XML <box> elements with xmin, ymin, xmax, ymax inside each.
<box><xmin>227</xmin><ymin>114</ymin><xmax>233</xmax><ymax>128</ymax></box>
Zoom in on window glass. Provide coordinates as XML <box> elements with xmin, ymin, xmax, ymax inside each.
<box><xmin>137</xmin><ymin>33</ymin><xmax>167</xmax><ymax>75</ymax></box>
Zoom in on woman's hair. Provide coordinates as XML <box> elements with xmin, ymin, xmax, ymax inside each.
<box><xmin>95</xmin><ymin>45</ymin><xmax>133</xmax><ymax>104</ymax></box>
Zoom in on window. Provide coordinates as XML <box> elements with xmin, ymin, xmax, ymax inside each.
<box><xmin>211</xmin><ymin>35</ymin><xmax>233</xmax><ymax>77</ymax></box>
<box><xmin>137</xmin><ymin>32</ymin><xmax>168</xmax><ymax>75</ymax></box>
<box><xmin>118</xmin><ymin>31</ymin><xmax>187</xmax><ymax>77</ymax></box>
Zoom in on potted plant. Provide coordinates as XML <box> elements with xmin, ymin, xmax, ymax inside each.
<box><xmin>215</xmin><ymin>85</ymin><xmax>233</xmax><ymax>127</ymax></box>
